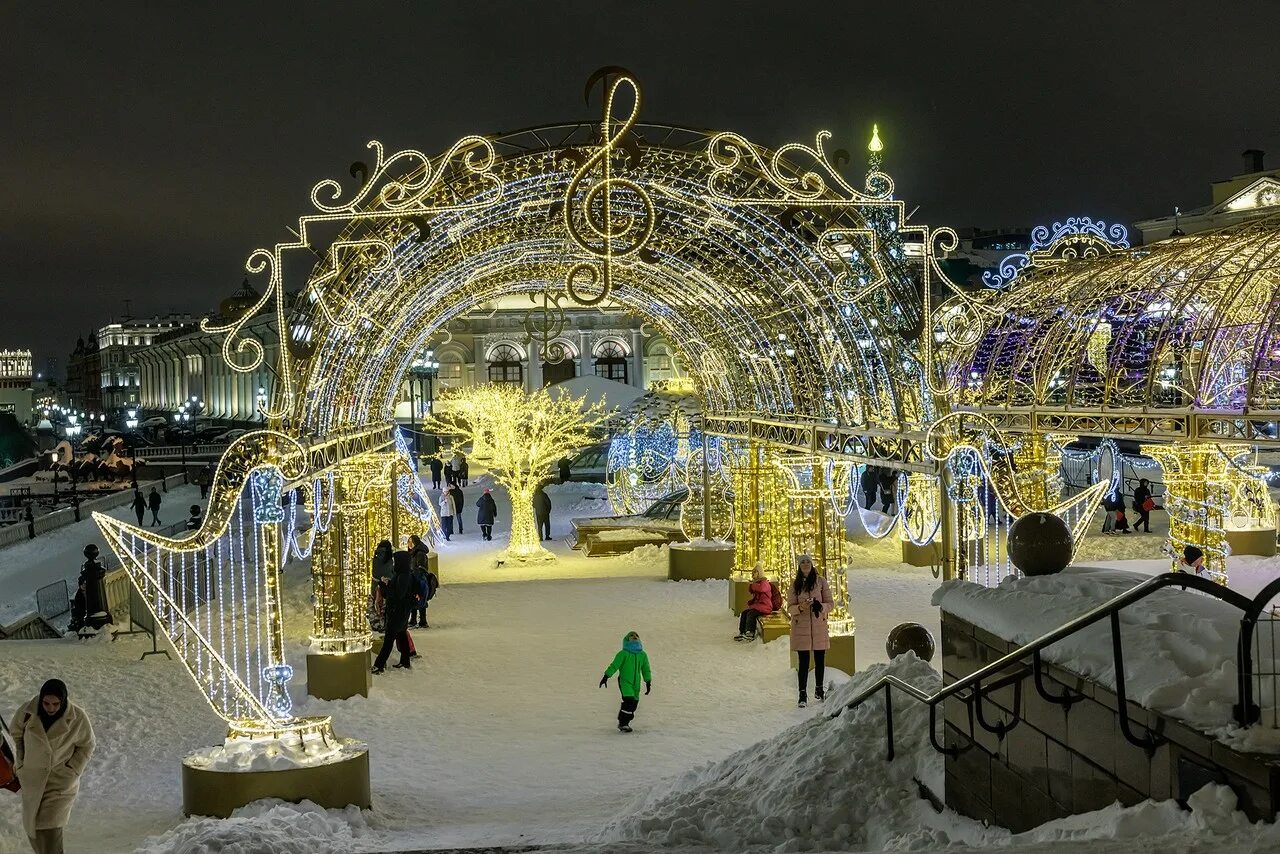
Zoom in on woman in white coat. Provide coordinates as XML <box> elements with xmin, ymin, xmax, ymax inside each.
<box><xmin>9</xmin><ymin>679</ymin><xmax>95</xmax><ymax>854</ymax></box>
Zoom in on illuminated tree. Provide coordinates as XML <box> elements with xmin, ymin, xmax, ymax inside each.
<box><xmin>426</xmin><ymin>383</ymin><xmax>608</xmax><ymax>560</ymax></box>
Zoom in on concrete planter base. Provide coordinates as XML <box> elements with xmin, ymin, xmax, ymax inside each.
<box><xmin>182</xmin><ymin>742</ymin><xmax>370</xmax><ymax>818</ymax></box>
<box><xmin>307</xmin><ymin>650</ymin><xmax>372</xmax><ymax>700</ymax></box>
<box><xmin>668</xmin><ymin>542</ymin><xmax>735</xmax><ymax>581</ymax></box>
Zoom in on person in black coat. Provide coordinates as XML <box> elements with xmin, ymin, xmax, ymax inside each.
<box><xmin>131</xmin><ymin>489</ymin><xmax>146</xmax><ymax>526</ymax></box>
<box><xmin>147</xmin><ymin>487</ymin><xmax>162</xmax><ymax>527</ymax></box>
<box><xmin>859</xmin><ymin>466</ymin><xmax>880</xmax><ymax>511</ymax></box>
<box><xmin>877</xmin><ymin>468</ymin><xmax>898</xmax><ymax>514</ymax></box>
<box><xmin>428</xmin><ymin>456</ymin><xmax>443</xmax><ymax>490</ymax></box>
<box><xmin>449</xmin><ymin>484</ymin><xmax>465</xmax><ymax>534</ymax></box>
<box><xmin>534</xmin><ymin>485</ymin><xmax>552</xmax><ymax>541</ymax></box>
<box><xmin>1133</xmin><ymin>478</ymin><xmax>1153</xmax><ymax>533</ymax></box>
<box><xmin>558</xmin><ymin>457</ymin><xmax>572</xmax><ymax>484</ymax></box>
<box><xmin>476</xmin><ymin>488</ymin><xmax>498</xmax><ymax>541</ymax></box>
<box><xmin>372</xmin><ymin>550</ymin><xmax>416</xmax><ymax>673</ymax></box>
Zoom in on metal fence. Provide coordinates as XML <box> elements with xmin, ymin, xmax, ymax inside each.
<box><xmin>36</xmin><ymin>579</ymin><xmax>70</xmax><ymax>620</ymax></box>
<box><xmin>1249</xmin><ymin>604</ymin><xmax>1280</xmax><ymax>729</ymax></box>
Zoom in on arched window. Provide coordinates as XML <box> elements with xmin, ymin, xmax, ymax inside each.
<box><xmin>593</xmin><ymin>340</ymin><xmax>629</xmax><ymax>383</ymax></box>
<box><xmin>487</xmin><ymin>343</ymin><xmax>524</xmax><ymax>385</ymax></box>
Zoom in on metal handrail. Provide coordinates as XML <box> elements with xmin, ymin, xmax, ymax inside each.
<box><xmin>834</xmin><ymin>572</ymin><xmax>1257</xmax><ymax>761</ymax></box>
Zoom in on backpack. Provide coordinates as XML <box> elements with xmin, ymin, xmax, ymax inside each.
<box><xmin>426</xmin><ymin>572</ymin><xmax>439</xmax><ymax>601</ymax></box>
<box><xmin>769</xmin><ymin>581</ymin><xmax>782</xmax><ymax>614</ymax></box>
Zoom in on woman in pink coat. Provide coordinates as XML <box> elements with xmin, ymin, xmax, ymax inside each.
<box><xmin>789</xmin><ymin>554</ymin><xmax>833</xmax><ymax>707</ymax></box>
<box><xmin>734</xmin><ymin>564</ymin><xmax>775</xmax><ymax>642</ymax></box>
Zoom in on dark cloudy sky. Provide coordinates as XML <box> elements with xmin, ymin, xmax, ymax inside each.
<box><xmin>5</xmin><ymin>2</ymin><xmax>1278</xmax><ymax>373</ymax></box>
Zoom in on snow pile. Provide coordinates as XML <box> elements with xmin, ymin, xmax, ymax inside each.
<box><xmin>596</xmin><ymin>655</ymin><xmax>987</xmax><ymax>852</ymax></box>
<box><xmin>617</xmin><ymin>542</ymin><xmax>669</xmax><ymax>567</ymax></box>
<box><xmin>934</xmin><ymin>566</ymin><xmax>1278</xmax><ymax>743</ymax></box>
<box><xmin>137</xmin><ymin>800</ymin><xmax>372</xmax><ymax>854</ymax></box>
<box><xmin>184</xmin><ymin>736</ymin><xmax>366</xmax><ymax>773</ymax></box>
<box><xmin>675</xmin><ymin>537</ymin><xmax>734</xmax><ymax>550</ymax></box>
<box><xmin>547</xmin><ymin>480</ymin><xmax>613</xmax><ymax>518</ymax></box>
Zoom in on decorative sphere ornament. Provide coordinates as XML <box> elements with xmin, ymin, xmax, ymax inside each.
<box><xmin>886</xmin><ymin>622</ymin><xmax>935</xmax><ymax>662</ymax></box>
<box><xmin>1007</xmin><ymin>512</ymin><xmax>1073</xmax><ymax>576</ymax></box>
<box><xmin>83</xmin><ymin>544</ymin><xmax>100</xmax><ymax>560</ymax></box>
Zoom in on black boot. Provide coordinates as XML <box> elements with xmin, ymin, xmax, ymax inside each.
<box><xmin>798</xmin><ymin>691</ymin><xmax>808</xmax><ymax>709</ymax></box>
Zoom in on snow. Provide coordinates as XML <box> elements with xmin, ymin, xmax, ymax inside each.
<box><xmin>5</xmin><ymin>476</ymin><xmax>1280</xmax><ymax>852</ymax></box>
<box><xmin>185</xmin><ymin>736</ymin><xmax>365</xmax><ymax>773</ymax></box>
<box><xmin>546</xmin><ymin>374</ymin><xmax>646</xmax><ymax>413</ymax></box>
<box><xmin>676</xmin><ymin>537</ymin><xmax>733</xmax><ymax>550</ymax></box>
<box><xmin>933</xmin><ymin>565</ymin><xmax>1280</xmax><ymax>750</ymax></box>
<box><xmin>591</xmin><ymin>527</ymin><xmax>671</xmax><ymax>543</ymax></box>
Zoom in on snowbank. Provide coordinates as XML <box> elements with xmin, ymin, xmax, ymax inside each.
<box><xmin>546</xmin><ymin>480</ymin><xmax>613</xmax><ymax>519</ymax></box>
<box><xmin>933</xmin><ymin>565</ymin><xmax>1279</xmax><ymax>746</ymax></box>
<box><xmin>137</xmin><ymin>800</ymin><xmax>373</xmax><ymax>854</ymax></box>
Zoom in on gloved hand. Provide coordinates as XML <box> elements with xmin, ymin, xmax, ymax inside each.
<box><xmin>645</xmin><ymin>681</ymin><xmax>652</xmax><ymax>695</ymax></box>
<box><xmin>811</xmin><ymin>600</ymin><xmax>823</xmax><ymax>617</ymax></box>
<box><xmin>599</xmin><ymin>675</ymin><xmax>608</xmax><ymax>688</ymax></box>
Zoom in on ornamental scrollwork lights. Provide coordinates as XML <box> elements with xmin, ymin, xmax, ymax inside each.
<box><xmin>981</xmin><ymin>216</ymin><xmax>1130</xmax><ymax>289</ymax></box>
<box><xmin>201</xmin><ymin>134</ymin><xmax>505</xmax><ymax>418</ymax></box>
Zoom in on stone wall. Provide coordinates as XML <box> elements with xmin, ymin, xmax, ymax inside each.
<box><xmin>941</xmin><ymin>610</ymin><xmax>1280</xmax><ymax>831</ymax></box>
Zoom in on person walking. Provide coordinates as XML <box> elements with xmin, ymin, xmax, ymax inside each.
<box><xmin>449</xmin><ymin>452</ymin><xmax>462</xmax><ymax>487</ymax></box>
<box><xmin>598</xmin><ymin>630</ymin><xmax>652</xmax><ymax>733</ymax></box>
<box><xmin>185</xmin><ymin>504</ymin><xmax>202</xmax><ymax>531</ymax></box>
<box><xmin>734</xmin><ymin>565</ymin><xmax>775</xmax><ymax>642</ymax></box>
<box><xmin>147</xmin><ymin>487</ymin><xmax>162</xmax><ymax>527</ymax></box>
<box><xmin>428</xmin><ymin>456</ymin><xmax>443</xmax><ymax>490</ymax></box>
<box><xmin>1133</xmin><ymin>478</ymin><xmax>1154</xmax><ymax>533</ymax></box>
<box><xmin>130</xmin><ymin>489</ymin><xmax>146</xmax><ymax>526</ymax></box>
<box><xmin>476</xmin><ymin>488</ymin><xmax>497</xmax><ymax>541</ymax></box>
<box><xmin>558</xmin><ymin>456</ymin><xmax>572</xmax><ymax>484</ymax></box>
<box><xmin>372</xmin><ymin>550</ymin><xmax>415</xmax><ymax>674</ymax></box>
<box><xmin>878</xmin><ymin>468</ymin><xmax>898</xmax><ymax>514</ymax></box>
<box><xmin>1100</xmin><ymin>491</ymin><xmax>1117</xmax><ymax>535</ymax></box>
<box><xmin>439</xmin><ymin>489</ymin><xmax>456</xmax><ymax>541</ymax></box>
<box><xmin>409</xmin><ymin>550</ymin><xmax>430</xmax><ymax>629</ymax></box>
<box><xmin>449</xmin><ymin>483</ymin><xmax>466</xmax><ymax>534</ymax></box>
<box><xmin>534</xmin><ymin>485</ymin><xmax>552</xmax><ymax>542</ymax></box>
<box><xmin>459</xmin><ymin>454</ymin><xmax>469</xmax><ymax>487</ymax></box>
<box><xmin>789</xmin><ymin>554</ymin><xmax>833</xmax><ymax>708</ymax></box>
<box><xmin>9</xmin><ymin>679</ymin><xmax>95</xmax><ymax>854</ymax></box>
<box><xmin>198</xmin><ymin>465</ymin><xmax>212</xmax><ymax>499</ymax></box>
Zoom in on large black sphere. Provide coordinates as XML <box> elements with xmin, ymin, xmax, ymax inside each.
<box><xmin>1007</xmin><ymin>512</ymin><xmax>1073</xmax><ymax>576</ymax></box>
<box><xmin>886</xmin><ymin>622</ymin><xmax>936</xmax><ymax>662</ymax></box>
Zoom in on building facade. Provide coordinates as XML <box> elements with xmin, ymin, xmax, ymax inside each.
<box><xmin>1134</xmin><ymin>150</ymin><xmax>1280</xmax><ymax>242</ymax></box>
<box><xmin>96</xmin><ymin>314</ymin><xmax>194</xmax><ymax>412</ymax></box>
<box><xmin>65</xmin><ymin>335</ymin><xmax>101</xmax><ymax>414</ymax></box>
<box><xmin>0</xmin><ymin>349</ymin><xmax>34</xmax><ymax>422</ymax></box>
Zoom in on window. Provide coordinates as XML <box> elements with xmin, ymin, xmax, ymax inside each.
<box><xmin>439</xmin><ymin>356</ymin><xmax>464</xmax><ymax>384</ymax></box>
<box><xmin>645</xmin><ymin>341</ymin><xmax>685</xmax><ymax>385</ymax></box>
<box><xmin>487</xmin><ymin>344</ymin><xmax>523</xmax><ymax>385</ymax></box>
<box><xmin>593</xmin><ymin>340</ymin><xmax>628</xmax><ymax>383</ymax></box>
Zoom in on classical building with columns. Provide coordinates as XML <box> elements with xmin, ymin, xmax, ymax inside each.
<box><xmin>133</xmin><ymin>282</ymin><xmax>279</xmax><ymax>423</ymax></box>
<box><xmin>422</xmin><ymin>296</ymin><xmax>686</xmax><ymax>397</ymax></box>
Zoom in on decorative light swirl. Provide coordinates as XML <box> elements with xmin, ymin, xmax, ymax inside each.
<box><xmin>311</xmin><ymin>136</ymin><xmax>502</xmax><ymax>215</ymax></box>
<box><xmin>706</xmin><ymin>130</ymin><xmax>893</xmax><ymax>206</ymax></box>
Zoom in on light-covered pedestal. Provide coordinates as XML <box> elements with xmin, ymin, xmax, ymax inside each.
<box><xmin>307</xmin><ymin>650</ymin><xmax>372</xmax><ymax>700</ymax></box>
<box><xmin>729</xmin><ymin>578</ymin><xmax>752</xmax><ymax>614</ymax></box>
<box><xmin>181</xmin><ymin>723</ymin><xmax>370</xmax><ymax>818</ymax></box>
<box><xmin>1226</xmin><ymin>527</ymin><xmax>1277</xmax><ymax>557</ymax></box>
<box><xmin>790</xmin><ymin>634</ymin><xmax>856</xmax><ymax>677</ymax></box>
<box><xmin>668</xmin><ymin>540</ymin><xmax>735</xmax><ymax>581</ymax></box>
<box><xmin>759</xmin><ymin>613</ymin><xmax>790</xmax><ymax>644</ymax></box>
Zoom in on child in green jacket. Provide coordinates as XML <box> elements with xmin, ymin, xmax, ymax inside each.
<box><xmin>598</xmin><ymin>630</ymin><xmax>652</xmax><ymax>732</ymax></box>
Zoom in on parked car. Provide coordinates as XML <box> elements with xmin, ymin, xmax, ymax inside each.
<box><xmin>570</xmin><ymin>487</ymin><xmax>690</xmax><ymax>551</ymax></box>
<box><xmin>213</xmin><ymin>428</ymin><xmax>247</xmax><ymax>442</ymax></box>
<box><xmin>142</xmin><ymin>415</ymin><xmax>169</xmax><ymax>428</ymax></box>
<box><xmin>551</xmin><ymin>442</ymin><xmax>610</xmax><ymax>483</ymax></box>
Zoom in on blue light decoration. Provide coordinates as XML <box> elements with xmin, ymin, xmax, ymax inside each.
<box><xmin>983</xmin><ymin>217</ymin><xmax>1130</xmax><ymax>289</ymax></box>
<box><xmin>249</xmin><ymin>467</ymin><xmax>287</xmax><ymax>524</ymax></box>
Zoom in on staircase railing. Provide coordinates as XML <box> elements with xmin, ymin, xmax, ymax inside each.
<box><xmin>833</xmin><ymin>572</ymin><xmax>1259</xmax><ymax>761</ymax></box>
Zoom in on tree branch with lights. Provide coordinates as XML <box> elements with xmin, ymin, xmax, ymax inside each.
<box><xmin>426</xmin><ymin>384</ymin><xmax>608</xmax><ymax>561</ymax></box>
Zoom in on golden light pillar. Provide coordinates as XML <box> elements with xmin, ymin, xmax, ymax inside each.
<box><xmin>1141</xmin><ymin>443</ymin><xmax>1243</xmax><ymax>586</ymax></box>
<box><xmin>729</xmin><ymin>440</ymin><xmax>791</xmax><ymax>613</ymax></box>
<box><xmin>306</xmin><ymin>456</ymin><xmax>385</xmax><ymax>700</ymax></box>
<box><xmin>1012</xmin><ymin>432</ymin><xmax>1062</xmax><ymax>510</ymax></box>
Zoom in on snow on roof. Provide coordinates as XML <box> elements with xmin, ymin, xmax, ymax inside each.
<box><xmin>546</xmin><ymin>375</ymin><xmax>646</xmax><ymax>413</ymax></box>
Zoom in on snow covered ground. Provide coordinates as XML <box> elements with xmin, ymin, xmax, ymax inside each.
<box><xmin>2</xmin><ymin>478</ymin><xmax>1280</xmax><ymax>853</ymax></box>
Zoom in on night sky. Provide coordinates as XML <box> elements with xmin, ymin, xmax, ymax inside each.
<box><xmin>5</xmin><ymin>2</ymin><xmax>1278</xmax><ymax>373</ymax></box>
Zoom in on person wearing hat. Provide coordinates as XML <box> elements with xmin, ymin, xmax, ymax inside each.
<box><xmin>185</xmin><ymin>504</ymin><xmax>202</xmax><ymax>531</ymax></box>
<box><xmin>476</xmin><ymin>488</ymin><xmax>498</xmax><ymax>542</ymax></box>
<box><xmin>8</xmin><ymin>679</ymin><xmax>95</xmax><ymax>853</ymax></box>
<box><xmin>789</xmin><ymin>554</ymin><xmax>833</xmax><ymax>708</ymax></box>
<box><xmin>598</xmin><ymin>631</ymin><xmax>653</xmax><ymax>733</ymax></box>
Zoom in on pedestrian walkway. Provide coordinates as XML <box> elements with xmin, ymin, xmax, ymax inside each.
<box><xmin>0</xmin><ymin>484</ymin><xmax>201</xmax><ymax>622</ymax></box>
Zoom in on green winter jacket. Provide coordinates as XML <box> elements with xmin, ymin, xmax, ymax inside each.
<box><xmin>604</xmin><ymin>635</ymin><xmax>652</xmax><ymax>698</ymax></box>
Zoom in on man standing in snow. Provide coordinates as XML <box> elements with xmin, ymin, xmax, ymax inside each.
<box><xmin>130</xmin><ymin>489</ymin><xmax>146</xmax><ymax>526</ymax></box>
<box><xmin>598</xmin><ymin>630</ymin><xmax>652</xmax><ymax>733</ymax></box>
<box><xmin>449</xmin><ymin>483</ymin><xmax>465</xmax><ymax>534</ymax></box>
<box><xmin>438</xmin><ymin>489</ymin><xmax>456</xmax><ymax>541</ymax></box>
<box><xmin>534</xmin><ymin>484</ymin><xmax>552</xmax><ymax>541</ymax></box>
<box><xmin>428</xmin><ymin>455</ymin><xmax>443</xmax><ymax>490</ymax></box>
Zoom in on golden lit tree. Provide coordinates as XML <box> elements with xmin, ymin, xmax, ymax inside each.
<box><xmin>426</xmin><ymin>383</ymin><xmax>608</xmax><ymax>560</ymax></box>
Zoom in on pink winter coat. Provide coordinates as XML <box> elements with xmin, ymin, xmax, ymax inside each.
<box><xmin>788</xmin><ymin>575</ymin><xmax>833</xmax><ymax>652</ymax></box>
<box><xmin>746</xmin><ymin>578</ymin><xmax>773</xmax><ymax>615</ymax></box>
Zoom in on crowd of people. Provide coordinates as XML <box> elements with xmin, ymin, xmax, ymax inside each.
<box><xmin>368</xmin><ymin>533</ymin><xmax>439</xmax><ymax>674</ymax></box>
<box><xmin>1100</xmin><ymin>477</ymin><xmax>1158</xmax><ymax>535</ymax></box>
<box><xmin>858</xmin><ymin>465</ymin><xmax>899</xmax><ymax>514</ymax></box>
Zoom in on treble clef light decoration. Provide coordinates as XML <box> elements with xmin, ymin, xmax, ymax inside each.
<box><xmin>561</xmin><ymin>67</ymin><xmax>657</xmax><ymax>306</ymax></box>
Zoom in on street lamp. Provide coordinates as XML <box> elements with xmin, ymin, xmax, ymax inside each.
<box><xmin>125</xmin><ymin>409</ymin><xmax>140</xmax><ymax>487</ymax></box>
<box><xmin>256</xmin><ymin>386</ymin><xmax>268</xmax><ymax>421</ymax></box>
<box><xmin>408</xmin><ymin>352</ymin><xmax>440</xmax><ymax>457</ymax></box>
<box><xmin>175</xmin><ymin>408</ymin><xmax>191</xmax><ymax>484</ymax></box>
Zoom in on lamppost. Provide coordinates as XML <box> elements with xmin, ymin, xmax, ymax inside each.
<box><xmin>408</xmin><ymin>352</ymin><xmax>440</xmax><ymax>458</ymax></box>
<box><xmin>175</xmin><ymin>407</ymin><xmax>191</xmax><ymax>484</ymax></box>
<box><xmin>256</xmin><ymin>386</ymin><xmax>268</xmax><ymax>422</ymax></box>
<box><xmin>125</xmin><ymin>409</ymin><xmax>140</xmax><ymax>489</ymax></box>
